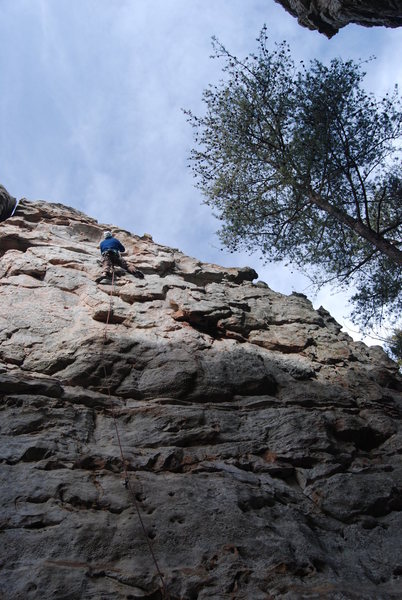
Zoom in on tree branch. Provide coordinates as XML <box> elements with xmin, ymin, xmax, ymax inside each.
<box><xmin>309</xmin><ymin>190</ymin><xmax>402</xmax><ymax>265</ymax></box>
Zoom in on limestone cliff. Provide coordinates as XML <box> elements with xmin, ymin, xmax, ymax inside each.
<box><xmin>1</xmin><ymin>199</ymin><xmax>401</xmax><ymax>599</ymax></box>
<box><xmin>274</xmin><ymin>0</ymin><xmax>402</xmax><ymax>37</ymax></box>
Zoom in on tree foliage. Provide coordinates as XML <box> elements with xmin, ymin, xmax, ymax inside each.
<box><xmin>385</xmin><ymin>328</ymin><xmax>402</xmax><ymax>370</ymax></box>
<box><xmin>187</xmin><ymin>28</ymin><xmax>402</xmax><ymax>328</ymax></box>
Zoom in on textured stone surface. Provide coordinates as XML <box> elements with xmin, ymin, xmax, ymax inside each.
<box><xmin>1</xmin><ymin>199</ymin><xmax>402</xmax><ymax>599</ymax></box>
<box><xmin>274</xmin><ymin>0</ymin><xmax>402</xmax><ymax>37</ymax></box>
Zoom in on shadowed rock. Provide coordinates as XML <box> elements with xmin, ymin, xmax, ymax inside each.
<box><xmin>275</xmin><ymin>0</ymin><xmax>402</xmax><ymax>37</ymax></box>
<box><xmin>0</xmin><ymin>199</ymin><xmax>401</xmax><ymax>599</ymax></box>
<box><xmin>0</xmin><ymin>184</ymin><xmax>17</xmax><ymax>221</ymax></box>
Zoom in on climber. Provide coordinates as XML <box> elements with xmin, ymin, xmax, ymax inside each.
<box><xmin>95</xmin><ymin>231</ymin><xmax>144</xmax><ymax>283</ymax></box>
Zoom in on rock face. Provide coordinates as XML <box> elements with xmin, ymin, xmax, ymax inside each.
<box><xmin>274</xmin><ymin>0</ymin><xmax>402</xmax><ymax>37</ymax></box>
<box><xmin>1</xmin><ymin>199</ymin><xmax>401</xmax><ymax>599</ymax></box>
<box><xmin>0</xmin><ymin>184</ymin><xmax>17</xmax><ymax>222</ymax></box>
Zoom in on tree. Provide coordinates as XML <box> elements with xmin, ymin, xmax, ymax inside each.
<box><xmin>187</xmin><ymin>28</ymin><xmax>402</xmax><ymax>329</ymax></box>
<box><xmin>385</xmin><ymin>328</ymin><xmax>402</xmax><ymax>371</ymax></box>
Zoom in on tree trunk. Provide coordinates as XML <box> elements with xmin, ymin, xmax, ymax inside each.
<box><xmin>310</xmin><ymin>192</ymin><xmax>402</xmax><ymax>265</ymax></box>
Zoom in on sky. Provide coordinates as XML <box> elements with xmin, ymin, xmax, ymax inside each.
<box><xmin>1</xmin><ymin>0</ymin><xmax>401</xmax><ymax>344</ymax></box>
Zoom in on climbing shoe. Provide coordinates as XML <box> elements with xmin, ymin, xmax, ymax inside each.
<box><xmin>131</xmin><ymin>269</ymin><xmax>144</xmax><ymax>279</ymax></box>
<box><xmin>95</xmin><ymin>273</ymin><xmax>112</xmax><ymax>284</ymax></box>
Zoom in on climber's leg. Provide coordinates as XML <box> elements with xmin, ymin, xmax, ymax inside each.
<box><xmin>96</xmin><ymin>253</ymin><xmax>114</xmax><ymax>283</ymax></box>
<box><xmin>118</xmin><ymin>256</ymin><xmax>129</xmax><ymax>271</ymax></box>
<box><xmin>118</xmin><ymin>256</ymin><xmax>144</xmax><ymax>279</ymax></box>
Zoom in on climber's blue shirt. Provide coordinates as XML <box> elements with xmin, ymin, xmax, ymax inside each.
<box><xmin>100</xmin><ymin>237</ymin><xmax>125</xmax><ymax>254</ymax></box>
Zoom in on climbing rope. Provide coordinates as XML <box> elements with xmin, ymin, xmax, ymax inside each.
<box><xmin>99</xmin><ymin>267</ymin><xmax>169</xmax><ymax>599</ymax></box>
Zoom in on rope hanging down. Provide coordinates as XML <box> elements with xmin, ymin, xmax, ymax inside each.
<box><xmin>99</xmin><ymin>267</ymin><xmax>169</xmax><ymax>599</ymax></box>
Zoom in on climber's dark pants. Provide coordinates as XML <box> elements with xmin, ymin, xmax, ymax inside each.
<box><xmin>101</xmin><ymin>251</ymin><xmax>131</xmax><ymax>276</ymax></box>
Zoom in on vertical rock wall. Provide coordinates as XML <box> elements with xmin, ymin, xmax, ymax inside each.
<box><xmin>1</xmin><ymin>200</ymin><xmax>401</xmax><ymax>599</ymax></box>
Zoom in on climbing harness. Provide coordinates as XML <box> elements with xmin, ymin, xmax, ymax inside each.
<box><xmin>100</xmin><ymin>267</ymin><xmax>169</xmax><ymax>599</ymax></box>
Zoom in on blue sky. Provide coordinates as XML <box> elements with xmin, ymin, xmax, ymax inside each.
<box><xmin>1</xmin><ymin>0</ymin><xmax>401</xmax><ymax>342</ymax></box>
